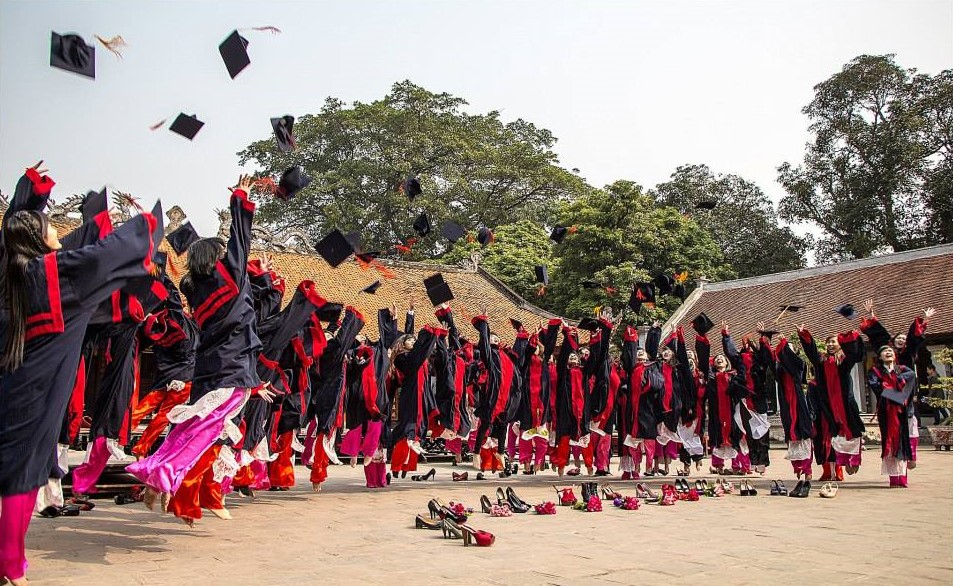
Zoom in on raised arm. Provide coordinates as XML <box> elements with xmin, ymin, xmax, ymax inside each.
<box><xmin>378</xmin><ymin>307</ymin><xmax>400</xmax><ymax>350</ymax></box>
<box><xmin>3</xmin><ymin>164</ymin><xmax>53</xmax><ymax>224</ymax></box>
<box><xmin>797</xmin><ymin>326</ymin><xmax>821</xmax><ymax>369</ymax></box>
<box><xmin>695</xmin><ymin>333</ymin><xmax>711</xmax><ymax>378</ymax></box>
<box><xmin>645</xmin><ymin>323</ymin><xmax>661</xmax><ymax>360</ymax></box>
<box><xmin>224</xmin><ymin>176</ymin><xmax>255</xmax><ymax>282</ymax></box>
<box><xmin>620</xmin><ymin>326</ymin><xmax>639</xmax><ymax>374</ymax></box>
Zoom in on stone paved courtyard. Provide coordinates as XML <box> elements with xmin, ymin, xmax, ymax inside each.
<box><xmin>23</xmin><ymin>448</ymin><xmax>953</xmax><ymax>585</ymax></box>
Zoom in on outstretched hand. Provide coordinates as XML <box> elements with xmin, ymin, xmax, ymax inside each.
<box><xmin>231</xmin><ymin>174</ymin><xmax>253</xmax><ymax>193</ymax></box>
<box><xmin>864</xmin><ymin>298</ymin><xmax>875</xmax><ymax>317</ymax></box>
<box><xmin>757</xmin><ymin>320</ymin><xmax>766</xmax><ymax>332</ymax></box>
<box><xmin>924</xmin><ymin>307</ymin><xmax>937</xmax><ymax>320</ymax></box>
<box><xmin>720</xmin><ymin>319</ymin><xmax>729</xmax><ymax>335</ymax></box>
<box><xmin>29</xmin><ymin>160</ymin><xmax>49</xmax><ymax>176</ymax></box>
<box><xmin>257</xmin><ymin>383</ymin><xmax>276</xmax><ymax>403</ymax></box>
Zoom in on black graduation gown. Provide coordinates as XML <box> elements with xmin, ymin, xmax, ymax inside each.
<box><xmin>799</xmin><ymin>329</ymin><xmax>865</xmax><ymax>440</ymax></box>
<box><xmin>0</xmin><ymin>208</ymin><xmax>162</xmax><ymax>495</ymax></box>
<box><xmin>772</xmin><ymin>337</ymin><xmax>814</xmax><ymax>442</ymax></box>
<box><xmin>182</xmin><ymin>189</ymin><xmax>261</xmax><ymax>402</ymax></box>
<box><xmin>868</xmin><ymin>364</ymin><xmax>916</xmax><ymax>461</ymax></box>
<box><xmin>141</xmin><ymin>275</ymin><xmax>198</xmax><ymax>391</ymax></box>
<box><xmin>311</xmin><ymin>308</ymin><xmax>366</xmax><ymax>435</ymax></box>
<box><xmin>391</xmin><ymin>327</ymin><xmax>437</xmax><ymax>443</ymax></box>
<box><xmin>553</xmin><ymin>326</ymin><xmax>588</xmax><ymax>441</ymax></box>
<box><xmin>620</xmin><ymin>326</ymin><xmax>656</xmax><ymax>443</ymax></box>
<box><xmin>700</xmin><ymin>333</ymin><xmax>748</xmax><ymax>450</ymax></box>
<box><xmin>434</xmin><ymin>307</ymin><xmax>476</xmax><ymax>436</ymax></box>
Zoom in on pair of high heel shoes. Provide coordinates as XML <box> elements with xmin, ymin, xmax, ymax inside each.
<box><xmin>427</xmin><ymin>498</ymin><xmax>468</xmax><ymax>523</ymax></box>
<box><xmin>441</xmin><ymin>517</ymin><xmax>496</xmax><ymax>546</ymax></box>
<box><xmin>480</xmin><ymin>487</ymin><xmax>530</xmax><ymax>513</ymax></box>
<box><xmin>789</xmin><ymin>480</ymin><xmax>811</xmax><ymax>498</ymax></box>
<box><xmin>738</xmin><ymin>480</ymin><xmax>758</xmax><ymax>496</ymax></box>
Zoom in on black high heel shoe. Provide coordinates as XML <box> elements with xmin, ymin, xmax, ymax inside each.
<box><xmin>439</xmin><ymin>506</ymin><xmax>468</xmax><ymax>523</ymax></box>
<box><xmin>416</xmin><ymin>515</ymin><xmax>442</xmax><ymax>530</ymax></box>
<box><xmin>789</xmin><ymin>480</ymin><xmax>804</xmax><ymax>498</ymax></box>
<box><xmin>504</xmin><ymin>487</ymin><xmax>530</xmax><ymax>513</ymax></box>
<box><xmin>412</xmin><ymin>468</ymin><xmax>436</xmax><ymax>481</ymax></box>
<box><xmin>480</xmin><ymin>495</ymin><xmax>493</xmax><ymax>514</ymax></box>
<box><xmin>496</xmin><ymin>487</ymin><xmax>507</xmax><ymax>506</ymax></box>
<box><xmin>428</xmin><ymin>499</ymin><xmax>442</xmax><ymax>519</ymax></box>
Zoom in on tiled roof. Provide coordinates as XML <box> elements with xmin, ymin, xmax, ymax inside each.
<box><xmin>44</xmin><ymin>217</ymin><xmax>557</xmax><ymax>344</ymax></box>
<box><xmin>665</xmin><ymin>244</ymin><xmax>953</xmax><ymax>347</ymax></box>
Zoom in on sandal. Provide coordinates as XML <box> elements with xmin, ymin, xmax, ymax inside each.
<box><xmin>819</xmin><ymin>482</ymin><xmax>838</xmax><ymax>498</ymax></box>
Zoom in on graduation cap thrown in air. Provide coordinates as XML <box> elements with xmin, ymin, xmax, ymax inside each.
<box><xmin>413</xmin><ymin>213</ymin><xmax>432</xmax><ymax>237</ymax></box>
<box><xmin>166</xmin><ymin>221</ymin><xmax>201</xmax><ymax>255</ymax></box>
<box><xmin>691</xmin><ymin>312</ymin><xmax>715</xmax><ymax>335</ymax></box>
<box><xmin>534</xmin><ymin>265</ymin><xmax>549</xmax><ymax>285</ymax></box>
<box><xmin>441</xmin><ymin>221</ymin><xmax>466</xmax><ymax>243</ymax></box>
<box><xmin>695</xmin><ymin>200</ymin><xmax>718</xmax><ymax>210</ymax></box>
<box><xmin>577</xmin><ymin>317</ymin><xmax>600</xmax><ymax>332</ymax></box>
<box><xmin>654</xmin><ymin>273</ymin><xmax>674</xmax><ymax>296</ymax></box>
<box><xmin>50</xmin><ymin>32</ymin><xmax>95</xmax><ymax>79</ymax></box>
<box><xmin>834</xmin><ymin>303</ymin><xmax>856</xmax><ymax>320</ymax></box>
<box><xmin>314</xmin><ymin>228</ymin><xmax>355</xmax><ymax>268</ymax></box>
<box><xmin>219</xmin><ymin>30</ymin><xmax>251</xmax><ymax>79</ymax></box>
<box><xmin>270</xmin><ymin>115</ymin><xmax>296</xmax><ymax>153</ymax></box>
<box><xmin>276</xmin><ymin>165</ymin><xmax>311</xmax><ymax>200</ymax></box>
<box><xmin>477</xmin><ymin>227</ymin><xmax>494</xmax><ymax>246</ymax></box>
<box><xmin>169</xmin><ymin>114</ymin><xmax>204</xmax><ymax>140</ymax></box>
<box><xmin>580</xmin><ymin>280</ymin><xmax>603</xmax><ymax>290</ymax></box>
<box><xmin>424</xmin><ymin>273</ymin><xmax>454</xmax><ymax>306</ymax></box>
<box><xmin>757</xmin><ymin>329</ymin><xmax>780</xmax><ymax>338</ymax></box>
<box><xmin>509</xmin><ymin>318</ymin><xmax>523</xmax><ymax>331</ymax></box>
<box><xmin>550</xmin><ymin>226</ymin><xmax>570</xmax><ymax>244</ymax></box>
<box><xmin>633</xmin><ymin>282</ymin><xmax>656</xmax><ymax>306</ymax></box>
<box><xmin>401</xmin><ymin>177</ymin><xmax>422</xmax><ymax>201</ymax></box>
<box><xmin>361</xmin><ymin>280</ymin><xmax>382</xmax><ymax>294</ymax></box>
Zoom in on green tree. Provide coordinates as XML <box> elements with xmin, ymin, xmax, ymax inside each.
<box><xmin>237</xmin><ymin>81</ymin><xmax>588</xmax><ymax>258</ymax></box>
<box><xmin>546</xmin><ymin>180</ymin><xmax>734</xmax><ymax>324</ymax></box>
<box><xmin>653</xmin><ymin>164</ymin><xmax>810</xmax><ymax>277</ymax></box>
<box><xmin>436</xmin><ymin>220</ymin><xmax>553</xmax><ymax>302</ymax></box>
<box><xmin>777</xmin><ymin>54</ymin><xmax>953</xmax><ymax>260</ymax></box>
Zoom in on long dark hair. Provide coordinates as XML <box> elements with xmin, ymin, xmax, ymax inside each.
<box><xmin>180</xmin><ymin>237</ymin><xmax>225</xmax><ymax>296</ymax></box>
<box><xmin>1</xmin><ymin>210</ymin><xmax>53</xmax><ymax>371</ymax></box>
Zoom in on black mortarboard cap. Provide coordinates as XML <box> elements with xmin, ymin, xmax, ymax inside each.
<box><xmin>276</xmin><ymin>165</ymin><xmax>311</xmax><ymax>200</ymax></box>
<box><xmin>314</xmin><ymin>228</ymin><xmax>355</xmax><ymax>268</ymax></box>
<box><xmin>169</xmin><ymin>114</ymin><xmax>204</xmax><ymax>140</ymax></box>
<box><xmin>691</xmin><ymin>312</ymin><xmax>715</xmax><ymax>335</ymax></box>
<box><xmin>424</xmin><ymin>273</ymin><xmax>454</xmax><ymax>306</ymax></box>
<box><xmin>695</xmin><ymin>200</ymin><xmax>717</xmax><ymax>210</ymax></box>
<box><xmin>477</xmin><ymin>227</ymin><xmax>494</xmax><ymax>246</ymax></box>
<box><xmin>834</xmin><ymin>304</ymin><xmax>856</xmax><ymax>320</ymax></box>
<box><xmin>50</xmin><ymin>32</ymin><xmax>95</xmax><ymax>79</ymax></box>
<box><xmin>441</xmin><ymin>221</ymin><xmax>466</xmax><ymax>243</ymax></box>
<box><xmin>166</xmin><ymin>221</ymin><xmax>201</xmax><ymax>255</ymax></box>
<box><xmin>402</xmin><ymin>177</ymin><xmax>422</xmax><ymax>200</ymax></box>
<box><xmin>634</xmin><ymin>282</ymin><xmax>656</xmax><ymax>306</ymax></box>
<box><xmin>779</xmin><ymin>304</ymin><xmax>803</xmax><ymax>312</ymax></box>
<box><xmin>270</xmin><ymin>115</ymin><xmax>296</xmax><ymax>153</ymax></box>
<box><xmin>580</xmin><ymin>280</ymin><xmax>602</xmax><ymax>289</ymax></box>
<box><xmin>80</xmin><ymin>188</ymin><xmax>108</xmax><ymax>223</ymax></box>
<box><xmin>413</xmin><ymin>213</ymin><xmax>432</xmax><ymax>237</ymax></box>
<box><xmin>219</xmin><ymin>30</ymin><xmax>251</xmax><ymax>79</ymax></box>
<box><xmin>627</xmin><ymin>288</ymin><xmax>643</xmax><ymax>313</ymax></box>
<box><xmin>509</xmin><ymin>318</ymin><xmax>523</xmax><ymax>331</ymax></box>
<box><xmin>361</xmin><ymin>280</ymin><xmax>382</xmax><ymax>294</ymax></box>
<box><xmin>654</xmin><ymin>273</ymin><xmax>674</xmax><ymax>296</ymax></box>
<box><xmin>550</xmin><ymin>226</ymin><xmax>569</xmax><ymax>244</ymax></box>
<box><xmin>534</xmin><ymin>265</ymin><xmax>549</xmax><ymax>285</ymax></box>
<box><xmin>577</xmin><ymin>317</ymin><xmax>600</xmax><ymax>331</ymax></box>
<box><xmin>355</xmin><ymin>251</ymin><xmax>379</xmax><ymax>263</ymax></box>
<box><xmin>317</xmin><ymin>302</ymin><xmax>343</xmax><ymax>323</ymax></box>
<box><xmin>758</xmin><ymin>329</ymin><xmax>780</xmax><ymax>338</ymax></box>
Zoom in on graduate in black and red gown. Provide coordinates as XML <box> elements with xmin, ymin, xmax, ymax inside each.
<box><xmin>867</xmin><ymin>345</ymin><xmax>918</xmax><ymax>487</ymax></box>
<box><xmin>860</xmin><ymin>299</ymin><xmax>936</xmax><ymax>470</ymax></box>
<box><xmin>699</xmin><ymin>322</ymin><xmax>748</xmax><ymax>474</ymax></box>
<box><xmin>434</xmin><ymin>304</ymin><xmax>478</xmax><ymax>466</ymax></box>
<box><xmin>1</xmin><ymin>164</ymin><xmax>162</xmax><ymax>585</ymax></box>
<box><xmin>130</xmin><ymin>274</ymin><xmax>199</xmax><ymax>459</ymax></box>
<box><xmin>768</xmin><ymin>333</ymin><xmax>815</xmax><ymax>479</ymax></box>
<box><xmin>619</xmin><ymin>325</ymin><xmax>655</xmax><ymax>479</ymax></box>
<box><xmin>585</xmin><ymin>312</ymin><xmax>618</xmax><ymax>476</ymax></box>
<box><xmin>470</xmin><ymin>312</ymin><xmax>521</xmax><ymax>475</ymax></box>
<box><xmin>645</xmin><ymin>326</ymin><xmax>689</xmax><ymax>476</ymax></box>
<box><xmin>308</xmin><ymin>306</ymin><xmax>365</xmax><ymax>491</ymax></box>
<box><xmin>127</xmin><ymin>175</ymin><xmax>273</xmax><ymax>525</ymax></box>
<box><xmin>551</xmin><ymin>322</ymin><xmax>588</xmax><ymax>476</ymax></box>
<box><xmin>388</xmin><ymin>324</ymin><xmax>438</xmax><ymax>479</ymax></box>
<box><xmin>513</xmin><ymin>319</ymin><xmax>559</xmax><ymax>474</ymax></box>
<box><xmin>797</xmin><ymin>323</ymin><xmax>865</xmax><ymax>480</ymax></box>
<box><xmin>70</xmin><ymin>277</ymin><xmax>168</xmax><ymax>497</ymax></box>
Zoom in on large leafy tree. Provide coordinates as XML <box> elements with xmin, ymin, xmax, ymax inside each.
<box><xmin>652</xmin><ymin>164</ymin><xmax>810</xmax><ymax>278</ymax></box>
<box><xmin>777</xmin><ymin>54</ymin><xmax>953</xmax><ymax>260</ymax></box>
<box><xmin>436</xmin><ymin>220</ymin><xmax>553</xmax><ymax>303</ymax></box>
<box><xmin>237</xmin><ymin>81</ymin><xmax>588</xmax><ymax>258</ymax></box>
<box><xmin>545</xmin><ymin>180</ymin><xmax>734</xmax><ymax>323</ymax></box>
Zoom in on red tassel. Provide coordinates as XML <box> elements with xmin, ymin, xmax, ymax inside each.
<box><xmin>95</xmin><ymin>35</ymin><xmax>127</xmax><ymax>59</ymax></box>
<box><xmin>374</xmin><ymin>265</ymin><xmax>396</xmax><ymax>279</ymax></box>
<box><xmin>604</xmin><ymin>286</ymin><xmax>617</xmax><ymax>296</ymax></box>
<box><xmin>537</xmin><ymin>286</ymin><xmax>546</xmax><ymax>297</ymax></box>
<box><xmin>252</xmin><ymin>177</ymin><xmax>277</xmax><ymax>194</ymax></box>
<box><xmin>395</xmin><ymin>244</ymin><xmax>411</xmax><ymax>254</ymax></box>
<box><xmin>568</xmin><ymin>225</ymin><xmax>579</xmax><ymax>234</ymax></box>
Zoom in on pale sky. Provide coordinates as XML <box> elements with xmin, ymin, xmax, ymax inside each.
<box><xmin>2</xmin><ymin>0</ymin><xmax>951</xmax><ymax>236</ymax></box>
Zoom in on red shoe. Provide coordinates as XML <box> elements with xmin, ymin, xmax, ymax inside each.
<box><xmin>460</xmin><ymin>523</ymin><xmax>495</xmax><ymax>546</ymax></box>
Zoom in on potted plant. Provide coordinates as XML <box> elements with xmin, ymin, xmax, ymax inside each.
<box><xmin>925</xmin><ymin>348</ymin><xmax>953</xmax><ymax>450</ymax></box>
